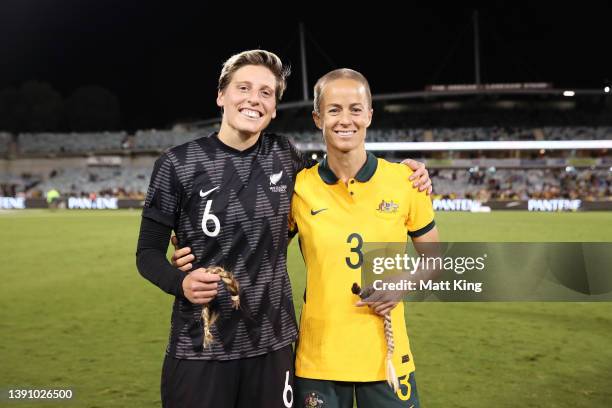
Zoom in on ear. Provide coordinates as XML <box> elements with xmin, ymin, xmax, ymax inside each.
<box><xmin>272</xmin><ymin>108</ymin><xmax>276</xmax><ymax>119</ymax></box>
<box><xmin>216</xmin><ymin>90</ymin><xmax>224</xmax><ymax>108</ymax></box>
<box><xmin>365</xmin><ymin>108</ymin><xmax>373</xmax><ymax>128</ymax></box>
<box><xmin>312</xmin><ymin>111</ymin><xmax>322</xmax><ymax>130</ymax></box>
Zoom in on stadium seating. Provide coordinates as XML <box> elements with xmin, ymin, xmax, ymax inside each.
<box><xmin>132</xmin><ymin>127</ymin><xmax>218</xmax><ymax>151</ymax></box>
<box><xmin>9</xmin><ymin>165</ymin><xmax>604</xmax><ymax>201</ymax></box>
<box><xmin>33</xmin><ymin>167</ymin><xmax>151</xmax><ymax>197</ymax></box>
<box><xmin>0</xmin><ymin>132</ymin><xmax>10</xmax><ymax>155</ymax></box>
<box><xmin>285</xmin><ymin>127</ymin><xmax>612</xmax><ymax>143</ymax></box>
<box><xmin>432</xmin><ymin>168</ymin><xmax>611</xmax><ymax>200</ymax></box>
<box><xmin>133</xmin><ymin>130</ymin><xmax>201</xmax><ymax>151</ymax></box>
<box><xmin>3</xmin><ymin>126</ymin><xmax>609</xmax><ymax>201</ymax></box>
<box><xmin>19</xmin><ymin>132</ymin><xmax>126</xmax><ymax>154</ymax></box>
<box><xmin>541</xmin><ymin>127</ymin><xmax>612</xmax><ymax>141</ymax></box>
<box><xmin>11</xmin><ymin>126</ymin><xmax>612</xmax><ymax>155</ymax></box>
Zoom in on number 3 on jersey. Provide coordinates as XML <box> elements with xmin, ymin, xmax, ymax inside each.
<box><xmin>201</xmin><ymin>200</ymin><xmax>220</xmax><ymax>237</ymax></box>
<box><xmin>346</xmin><ymin>233</ymin><xmax>364</xmax><ymax>269</ymax></box>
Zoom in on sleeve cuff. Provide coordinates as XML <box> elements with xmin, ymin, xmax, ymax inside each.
<box><xmin>142</xmin><ymin>207</ymin><xmax>176</xmax><ymax>229</ymax></box>
<box><xmin>408</xmin><ymin>220</ymin><xmax>436</xmax><ymax>238</ymax></box>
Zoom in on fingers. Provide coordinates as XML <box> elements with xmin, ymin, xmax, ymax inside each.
<box><xmin>188</xmin><ymin>281</ymin><xmax>219</xmax><ymax>292</ymax></box>
<box><xmin>177</xmin><ymin>263</ymin><xmax>192</xmax><ymax>272</ymax></box>
<box><xmin>419</xmin><ymin>178</ymin><xmax>433</xmax><ymax>194</ymax></box>
<box><xmin>170</xmin><ymin>242</ymin><xmax>194</xmax><ymax>272</ymax></box>
<box><xmin>190</xmin><ymin>290</ymin><xmax>218</xmax><ymax>304</ymax></box>
<box><xmin>400</xmin><ymin>159</ymin><xmax>434</xmax><ymax>195</ymax></box>
<box><xmin>401</xmin><ymin>158</ymin><xmax>419</xmax><ymax>173</ymax></box>
<box><xmin>174</xmin><ymin>253</ymin><xmax>195</xmax><ymax>270</ymax></box>
<box><xmin>362</xmin><ymin>291</ymin><xmax>384</xmax><ymax>303</ymax></box>
<box><xmin>372</xmin><ymin>301</ymin><xmax>398</xmax><ymax>316</ymax></box>
<box><xmin>182</xmin><ymin>270</ymin><xmax>220</xmax><ymax>305</ymax></box>
<box><xmin>171</xmin><ymin>246</ymin><xmax>192</xmax><ymax>261</ymax></box>
<box><xmin>355</xmin><ymin>300</ymin><xmax>398</xmax><ymax>316</ymax></box>
<box><xmin>410</xmin><ymin>165</ymin><xmax>426</xmax><ymax>184</ymax></box>
<box><xmin>190</xmin><ymin>269</ymin><xmax>221</xmax><ymax>283</ymax></box>
<box><xmin>413</xmin><ymin>166</ymin><xmax>433</xmax><ymax>194</ymax></box>
<box><xmin>183</xmin><ymin>270</ymin><xmax>219</xmax><ymax>288</ymax></box>
<box><xmin>171</xmin><ymin>247</ymin><xmax>193</xmax><ymax>269</ymax></box>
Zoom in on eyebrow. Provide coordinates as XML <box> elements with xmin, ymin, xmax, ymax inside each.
<box><xmin>235</xmin><ymin>80</ymin><xmax>274</xmax><ymax>90</ymax></box>
<box><xmin>325</xmin><ymin>103</ymin><xmax>365</xmax><ymax>108</ymax></box>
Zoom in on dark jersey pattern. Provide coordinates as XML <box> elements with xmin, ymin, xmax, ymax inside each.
<box><xmin>143</xmin><ymin>132</ymin><xmax>307</xmax><ymax>360</ymax></box>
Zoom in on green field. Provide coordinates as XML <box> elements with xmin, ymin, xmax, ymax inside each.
<box><xmin>1</xmin><ymin>210</ymin><xmax>611</xmax><ymax>407</ymax></box>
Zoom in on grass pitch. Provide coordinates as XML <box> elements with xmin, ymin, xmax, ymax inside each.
<box><xmin>1</xmin><ymin>210</ymin><xmax>611</xmax><ymax>407</ymax></box>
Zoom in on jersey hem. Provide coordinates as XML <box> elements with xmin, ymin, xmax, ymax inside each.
<box><xmin>295</xmin><ymin>365</ymin><xmax>415</xmax><ymax>382</ymax></box>
<box><xmin>166</xmin><ymin>336</ymin><xmax>296</xmax><ymax>361</ymax></box>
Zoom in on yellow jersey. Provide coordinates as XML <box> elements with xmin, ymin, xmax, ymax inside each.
<box><xmin>290</xmin><ymin>152</ymin><xmax>435</xmax><ymax>381</ymax></box>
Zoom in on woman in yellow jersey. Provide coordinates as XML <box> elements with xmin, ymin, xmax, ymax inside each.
<box><xmin>288</xmin><ymin>69</ymin><xmax>439</xmax><ymax>408</ymax></box>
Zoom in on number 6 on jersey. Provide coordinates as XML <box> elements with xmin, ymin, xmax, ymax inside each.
<box><xmin>201</xmin><ymin>200</ymin><xmax>220</xmax><ymax>237</ymax></box>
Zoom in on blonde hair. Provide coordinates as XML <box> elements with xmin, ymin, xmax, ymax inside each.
<box><xmin>201</xmin><ymin>266</ymin><xmax>240</xmax><ymax>348</ymax></box>
<box><xmin>313</xmin><ymin>68</ymin><xmax>372</xmax><ymax>114</ymax></box>
<box><xmin>218</xmin><ymin>50</ymin><xmax>290</xmax><ymax>103</ymax></box>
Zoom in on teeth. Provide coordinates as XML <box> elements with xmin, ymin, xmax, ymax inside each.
<box><xmin>240</xmin><ymin>109</ymin><xmax>260</xmax><ymax>118</ymax></box>
<box><xmin>336</xmin><ymin>131</ymin><xmax>355</xmax><ymax>136</ymax></box>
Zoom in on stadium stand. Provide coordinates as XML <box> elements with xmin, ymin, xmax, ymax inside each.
<box><xmin>132</xmin><ymin>127</ymin><xmax>218</xmax><ymax>151</ymax></box>
<box><xmin>11</xmin><ymin>127</ymin><xmax>612</xmax><ymax>154</ymax></box>
<box><xmin>0</xmin><ymin>132</ymin><xmax>10</xmax><ymax>155</ymax></box>
<box><xmin>33</xmin><ymin>167</ymin><xmax>150</xmax><ymax>197</ymax></box>
<box><xmin>432</xmin><ymin>168</ymin><xmax>611</xmax><ymax>200</ymax></box>
<box><xmin>285</xmin><ymin>126</ymin><xmax>612</xmax><ymax>144</ymax></box>
<box><xmin>18</xmin><ymin>132</ymin><xmax>127</xmax><ymax>154</ymax></box>
<box><xmin>0</xmin><ymin>171</ymin><xmax>42</xmax><ymax>196</ymax></box>
<box><xmin>1</xmin><ymin>123</ymin><xmax>609</xmax><ymax>202</ymax></box>
<box><xmin>541</xmin><ymin>127</ymin><xmax>612</xmax><ymax>141</ymax></box>
<box><xmin>8</xmin><ymin>160</ymin><xmax>608</xmax><ymax>202</ymax></box>
<box><xmin>133</xmin><ymin>130</ymin><xmax>200</xmax><ymax>151</ymax></box>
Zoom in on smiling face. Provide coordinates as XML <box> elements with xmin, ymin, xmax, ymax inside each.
<box><xmin>313</xmin><ymin>78</ymin><xmax>372</xmax><ymax>154</ymax></box>
<box><xmin>217</xmin><ymin>64</ymin><xmax>278</xmax><ymax>138</ymax></box>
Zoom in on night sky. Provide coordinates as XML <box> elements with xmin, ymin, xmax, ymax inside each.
<box><xmin>1</xmin><ymin>1</ymin><xmax>611</xmax><ymax>129</ymax></box>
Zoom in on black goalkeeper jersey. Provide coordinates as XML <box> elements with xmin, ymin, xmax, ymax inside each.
<box><xmin>142</xmin><ymin>132</ymin><xmax>308</xmax><ymax>360</ymax></box>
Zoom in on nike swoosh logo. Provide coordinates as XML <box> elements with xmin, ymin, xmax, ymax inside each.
<box><xmin>199</xmin><ymin>186</ymin><xmax>219</xmax><ymax>198</ymax></box>
<box><xmin>310</xmin><ymin>208</ymin><xmax>328</xmax><ymax>216</ymax></box>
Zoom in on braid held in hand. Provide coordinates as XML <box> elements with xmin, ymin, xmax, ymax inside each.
<box><xmin>201</xmin><ymin>266</ymin><xmax>240</xmax><ymax>348</ymax></box>
<box><xmin>351</xmin><ymin>283</ymin><xmax>399</xmax><ymax>392</ymax></box>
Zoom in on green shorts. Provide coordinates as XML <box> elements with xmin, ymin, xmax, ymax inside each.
<box><xmin>295</xmin><ymin>371</ymin><xmax>419</xmax><ymax>408</ymax></box>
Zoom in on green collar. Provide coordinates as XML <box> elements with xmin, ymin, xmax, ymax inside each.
<box><xmin>318</xmin><ymin>152</ymin><xmax>378</xmax><ymax>185</ymax></box>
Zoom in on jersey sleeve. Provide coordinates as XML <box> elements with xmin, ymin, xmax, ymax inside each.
<box><xmin>142</xmin><ymin>152</ymin><xmax>181</xmax><ymax>229</ymax></box>
<box><xmin>288</xmin><ymin>199</ymin><xmax>299</xmax><ymax>239</ymax></box>
<box><xmin>405</xmin><ymin>186</ymin><xmax>436</xmax><ymax>238</ymax></box>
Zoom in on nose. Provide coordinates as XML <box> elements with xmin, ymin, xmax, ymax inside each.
<box><xmin>338</xmin><ymin>111</ymin><xmax>352</xmax><ymax>126</ymax></box>
<box><xmin>247</xmin><ymin>90</ymin><xmax>261</xmax><ymax>106</ymax></box>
